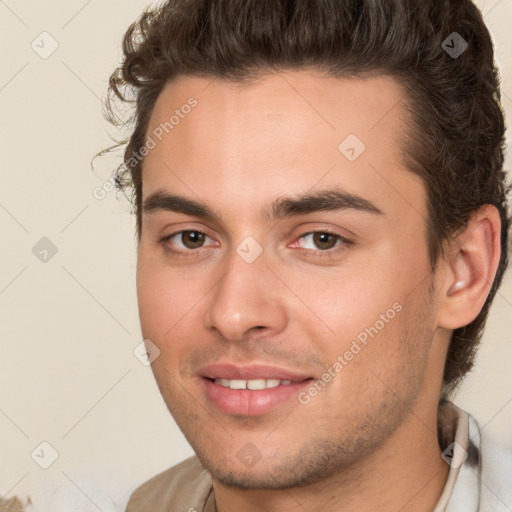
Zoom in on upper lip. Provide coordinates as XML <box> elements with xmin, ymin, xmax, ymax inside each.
<box><xmin>198</xmin><ymin>363</ymin><xmax>313</xmax><ymax>382</ymax></box>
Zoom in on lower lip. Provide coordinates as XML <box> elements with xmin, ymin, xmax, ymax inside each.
<box><xmin>201</xmin><ymin>378</ymin><xmax>312</xmax><ymax>417</ymax></box>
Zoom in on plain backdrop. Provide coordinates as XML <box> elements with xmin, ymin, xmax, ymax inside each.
<box><xmin>1</xmin><ymin>0</ymin><xmax>511</xmax><ymax>510</ymax></box>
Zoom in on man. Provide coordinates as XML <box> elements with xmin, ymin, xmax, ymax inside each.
<box><xmin>103</xmin><ymin>0</ymin><xmax>511</xmax><ymax>510</ymax></box>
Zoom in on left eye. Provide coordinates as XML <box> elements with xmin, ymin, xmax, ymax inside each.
<box><xmin>296</xmin><ymin>232</ymin><xmax>344</xmax><ymax>251</ymax></box>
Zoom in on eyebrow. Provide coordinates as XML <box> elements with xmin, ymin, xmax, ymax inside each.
<box><xmin>142</xmin><ymin>187</ymin><xmax>383</xmax><ymax>223</ymax></box>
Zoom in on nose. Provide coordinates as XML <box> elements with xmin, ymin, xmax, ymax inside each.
<box><xmin>203</xmin><ymin>247</ymin><xmax>288</xmax><ymax>343</ymax></box>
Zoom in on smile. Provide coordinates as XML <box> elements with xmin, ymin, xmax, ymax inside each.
<box><xmin>213</xmin><ymin>378</ymin><xmax>293</xmax><ymax>390</ymax></box>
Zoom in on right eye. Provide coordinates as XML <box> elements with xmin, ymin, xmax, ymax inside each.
<box><xmin>160</xmin><ymin>230</ymin><xmax>216</xmax><ymax>254</ymax></box>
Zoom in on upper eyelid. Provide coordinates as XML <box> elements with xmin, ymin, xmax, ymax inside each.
<box><xmin>296</xmin><ymin>231</ymin><xmax>349</xmax><ymax>244</ymax></box>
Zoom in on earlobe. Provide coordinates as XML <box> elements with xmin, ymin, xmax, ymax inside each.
<box><xmin>438</xmin><ymin>205</ymin><xmax>501</xmax><ymax>330</ymax></box>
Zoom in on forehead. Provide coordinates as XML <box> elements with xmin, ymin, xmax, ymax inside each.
<box><xmin>147</xmin><ymin>71</ymin><xmax>409</xmax><ymax>153</ymax></box>
<box><xmin>142</xmin><ymin>70</ymin><xmax>426</xmax><ymax>224</ymax></box>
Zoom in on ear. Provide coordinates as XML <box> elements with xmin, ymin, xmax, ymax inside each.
<box><xmin>437</xmin><ymin>205</ymin><xmax>502</xmax><ymax>330</ymax></box>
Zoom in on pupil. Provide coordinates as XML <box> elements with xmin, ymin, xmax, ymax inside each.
<box><xmin>314</xmin><ymin>233</ymin><xmax>335</xmax><ymax>249</ymax></box>
<box><xmin>184</xmin><ymin>231</ymin><xmax>204</xmax><ymax>248</ymax></box>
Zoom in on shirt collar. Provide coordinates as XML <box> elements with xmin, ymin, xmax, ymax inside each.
<box><xmin>434</xmin><ymin>401</ymin><xmax>482</xmax><ymax>512</ymax></box>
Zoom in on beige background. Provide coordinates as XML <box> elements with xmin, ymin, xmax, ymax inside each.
<box><xmin>0</xmin><ymin>0</ymin><xmax>511</xmax><ymax>509</ymax></box>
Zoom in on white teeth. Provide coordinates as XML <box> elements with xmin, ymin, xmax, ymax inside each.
<box><xmin>228</xmin><ymin>379</ymin><xmax>246</xmax><ymax>390</ymax></box>
<box><xmin>247</xmin><ymin>379</ymin><xmax>266</xmax><ymax>390</ymax></box>
<box><xmin>213</xmin><ymin>378</ymin><xmax>294</xmax><ymax>390</ymax></box>
<box><xmin>265</xmin><ymin>379</ymin><xmax>280</xmax><ymax>388</ymax></box>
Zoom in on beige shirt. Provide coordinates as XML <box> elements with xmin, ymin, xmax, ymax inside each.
<box><xmin>126</xmin><ymin>401</ymin><xmax>512</xmax><ymax>512</ymax></box>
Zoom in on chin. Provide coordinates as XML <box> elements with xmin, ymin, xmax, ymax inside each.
<box><xmin>195</xmin><ymin>447</ymin><xmax>344</xmax><ymax>491</ymax></box>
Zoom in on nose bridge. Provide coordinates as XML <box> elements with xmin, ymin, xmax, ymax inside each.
<box><xmin>204</xmin><ymin>242</ymin><xmax>287</xmax><ymax>341</ymax></box>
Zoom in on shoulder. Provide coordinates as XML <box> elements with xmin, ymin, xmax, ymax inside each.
<box><xmin>126</xmin><ymin>455</ymin><xmax>213</xmax><ymax>512</ymax></box>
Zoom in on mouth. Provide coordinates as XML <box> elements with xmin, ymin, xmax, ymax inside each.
<box><xmin>198</xmin><ymin>363</ymin><xmax>315</xmax><ymax>417</ymax></box>
<box><xmin>211</xmin><ymin>378</ymin><xmax>296</xmax><ymax>390</ymax></box>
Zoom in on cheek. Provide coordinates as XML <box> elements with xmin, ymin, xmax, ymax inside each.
<box><xmin>312</xmin><ymin>297</ymin><xmax>432</xmax><ymax>424</ymax></box>
<box><xmin>286</xmin><ymin>261</ymin><xmax>405</xmax><ymax>344</ymax></box>
<box><xmin>136</xmin><ymin>249</ymin><xmax>203</xmax><ymax>337</ymax></box>
<box><xmin>291</xmin><ymin>252</ymin><xmax>430</xmax><ymax>381</ymax></box>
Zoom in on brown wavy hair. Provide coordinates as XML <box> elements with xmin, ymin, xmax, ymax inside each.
<box><xmin>101</xmin><ymin>0</ymin><xmax>509</xmax><ymax>396</ymax></box>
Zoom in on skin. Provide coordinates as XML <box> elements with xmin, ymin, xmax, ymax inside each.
<box><xmin>136</xmin><ymin>71</ymin><xmax>501</xmax><ymax>512</ymax></box>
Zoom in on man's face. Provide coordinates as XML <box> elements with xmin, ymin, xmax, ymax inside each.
<box><xmin>136</xmin><ymin>71</ymin><xmax>446</xmax><ymax>489</ymax></box>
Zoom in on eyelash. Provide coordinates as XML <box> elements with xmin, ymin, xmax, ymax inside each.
<box><xmin>158</xmin><ymin>230</ymin><xmax>354</xmax><ymax>259</ymax></box>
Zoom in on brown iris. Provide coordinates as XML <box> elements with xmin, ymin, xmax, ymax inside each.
<box><xmin>310</xmin><ymin>232</ymin><xmax>338</xmax><ymax>250</ymax></box>
<box><xmin>180</xmin><ymin>231</ymin><xmax>206</xmax><ymax>249</ymax></box>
